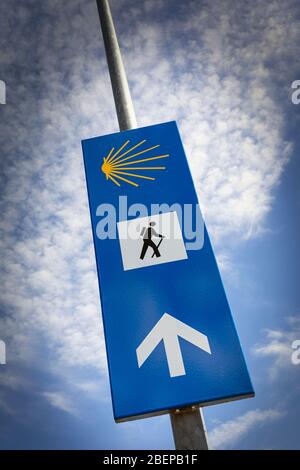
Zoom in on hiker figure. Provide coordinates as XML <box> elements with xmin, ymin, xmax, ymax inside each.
<box><xmin>140</xmin><ymin>222</ymin><xmax>164</xmax><ymax>260</ymax></box>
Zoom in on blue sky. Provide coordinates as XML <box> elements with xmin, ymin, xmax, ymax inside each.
<box><xmin>0</xmin><ymin>0</ymin><xmax>300</xmax><ymax>449</ymax></box>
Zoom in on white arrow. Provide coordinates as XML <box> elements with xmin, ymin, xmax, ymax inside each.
<box><xmin>136</xmin><ymin>313</ymin><xmax>211</xmax><ymax>378</ymax></box>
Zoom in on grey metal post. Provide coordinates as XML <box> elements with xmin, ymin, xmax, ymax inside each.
<box><xmin>170</xmin><ymin>407</ymin><xmax>209</xmax><ymax>450</ymax></box>
<box><xmin>96</xmin><ymin>0</ymin><xmax>209</xmax><ymax>451</ymax></box>
<box><xmin>96</xmin><ymin>0</ymin><xmax>137</xmax><ymax>131</ymax></box>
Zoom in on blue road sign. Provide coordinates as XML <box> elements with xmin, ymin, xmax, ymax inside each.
<box><xmin>82</xmin><ymin>121</ymin><xmax>254</xmax><ymax>422</ymax></box>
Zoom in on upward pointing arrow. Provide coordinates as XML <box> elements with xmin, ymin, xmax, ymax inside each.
<box><xmin>136</xmin><ymin>313</ymin><xmax>211</xmax><ymax>378</ymax></box>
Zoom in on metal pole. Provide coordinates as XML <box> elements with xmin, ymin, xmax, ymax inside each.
<box><xmin>96</xmin><ymin>0</ymin><xmax>209</xmax><ymax>451</ymax></box>
<box><xmin>170</xmin><ymin>407</ymin><xmax>209</xmax><ymax>450</ymax></box>
<box><xmin>96</xmin><ymin>0</ymin><xmax>137</xmax><ymax>131</ymax></box>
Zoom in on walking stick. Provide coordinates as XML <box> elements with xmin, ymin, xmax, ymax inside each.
<box><xmin>152</xmin><ymin>237</ymin><xmax>164</xmax><ymax>258</ymax></box>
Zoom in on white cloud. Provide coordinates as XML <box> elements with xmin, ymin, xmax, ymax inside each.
<box><xmin>209</xmin><ymin>408</ymin><xmax>285</xmax><ymax>449</ymax></box>
<box><xmin>123</xmin><ymin>1</ymin><xmax>299</xmax><ymax>239</ymax></box>
<box><xmin>42</xmin><ymin>391</ymin><xmax>77</xmax><ymax>415</ymax></box>
<box><xmin>0</xmin><ymin>395</ymin><xmax>16</xmax><ymax>416</ymax></box>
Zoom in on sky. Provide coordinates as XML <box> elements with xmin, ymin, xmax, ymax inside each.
<box><xmin>0</xmin><ymin>0</ymin><xmax>300</xmax><ymax>449</ymax></box>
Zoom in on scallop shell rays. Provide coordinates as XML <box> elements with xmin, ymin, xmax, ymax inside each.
<box><xmin>101</xmin><ymin>139</ymin><xmax>169</xmax><ymax>187</ymax></box>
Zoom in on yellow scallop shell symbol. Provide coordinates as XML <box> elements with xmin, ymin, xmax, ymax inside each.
<box><xmin>101</xmin><ymin>139</ymin><xmax>169</xmax><ymax>187</ymax></box>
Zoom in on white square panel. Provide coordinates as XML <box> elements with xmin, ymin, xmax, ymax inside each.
<box><xmin>117</xmin><ymin>211</ymin><xmax>188</xmax><ymax>271</ymax></box>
